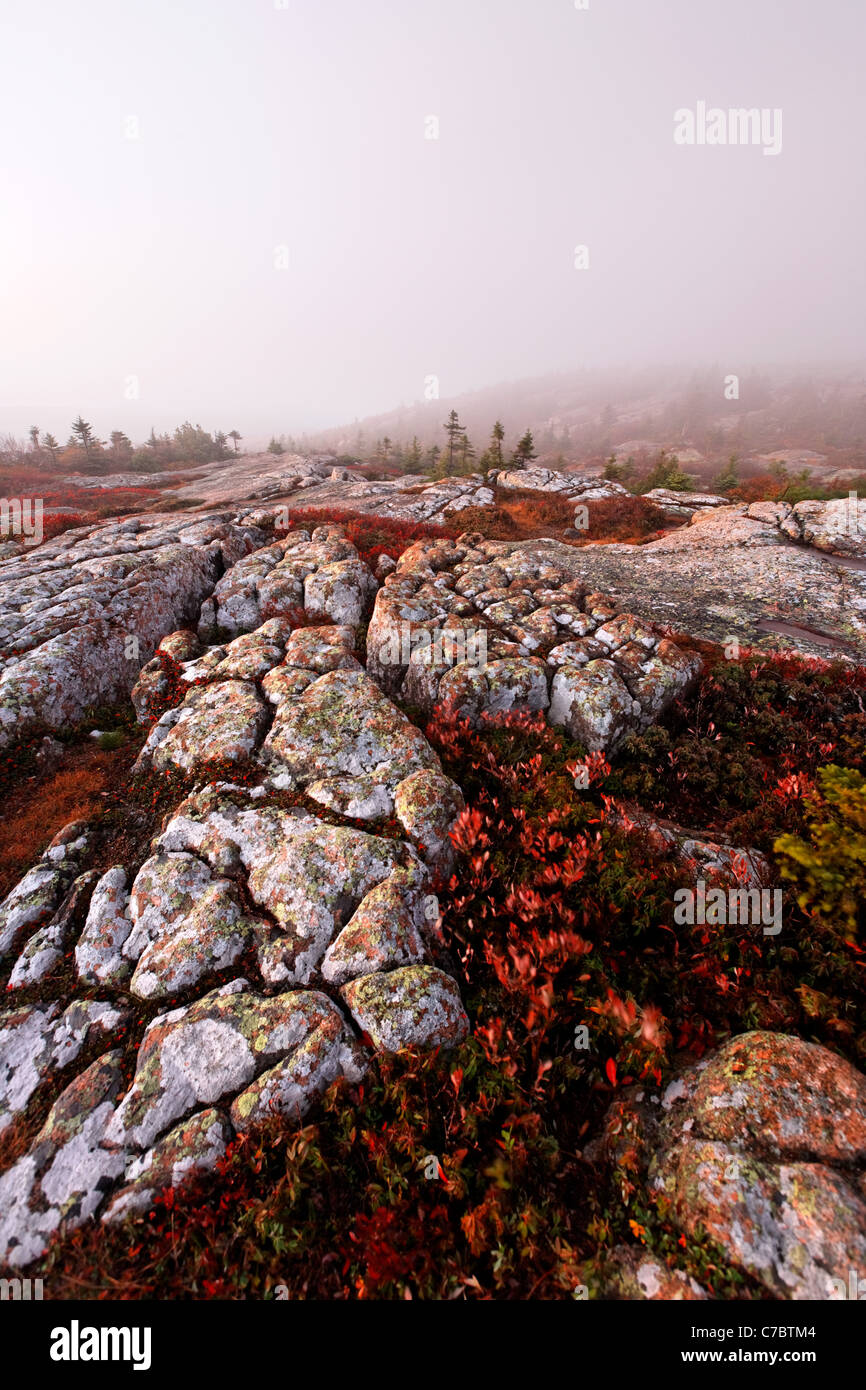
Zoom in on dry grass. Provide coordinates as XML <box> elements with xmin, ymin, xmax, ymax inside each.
<box><xmin>444</xmin><ymin>487</ymin><xmax>669</xmax><ymax>544</ymax></box>
<box><xmin>0</xmin><ymin>747</ymin><xmax>121</xmax><ymax>900</ymax></box>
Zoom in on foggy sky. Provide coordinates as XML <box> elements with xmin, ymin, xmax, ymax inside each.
<box><xmin>1</xmin><ymin>0</ymin><xmax>864</xmax><ymax>444</ymax></box>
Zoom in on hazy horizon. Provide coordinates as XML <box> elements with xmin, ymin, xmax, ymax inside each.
<box><xmin>2</xmin><ymin>0</ymin><xmax>864</xmax><ymax>444</ymax></box>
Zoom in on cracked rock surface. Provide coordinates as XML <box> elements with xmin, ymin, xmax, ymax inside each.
<box><xmin>0</xmin><ymin>511</ymin><xmax>268</xmax><ymax>749</ymax></box>
<box><xmin>367</xmin><ymin>535</ymin><xmax>703</xmax><ymax>752</ymax></box>
<box><xmin>0</xmin><ymin>523</ymin><xmax>474</xmax><ymax>1267</ymax></box>
<box><xmin>491</xmin><ymin>503</ymin><xmax>866</xmax><ymax>660</ymax></box>
<box><xmin>3</xmin><ymin>498</ymin><xmax>845</xmax><ymax>1279</ymax></box>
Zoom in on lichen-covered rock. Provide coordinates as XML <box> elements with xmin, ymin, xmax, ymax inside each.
<box><xmin>105</xmin><ymin>983</ymin><xmax>359</xmax><ymax>1151</ymax></box>
<box><xmin>393</xmin><ymin>769</ymin><xmax>465</xmax><ymax>876</ymax></box>
<box><xmin>103</xmin><ymin>1108</ymin><xmax>233</xmax><ymax>1224</ymax></box>
<box><xmin>211</xmin><ymin>632</ymin><xmax>285</xmax><ymax>681</ymax></box>
<box><xmin>0</xmin><ymin>1051</ymin><xmax>128</xmax><ymax>1267</ymax></box>
<box><xmin>601</xmin><ymin>1246</ymin><xmax>710</xmax><ymax>1300</ymax></box>
<box><xmin>505</xmin><ymin>518</ymin><xmax>866</xmax><ymax>661</ymax></box>
<box><xmin>248</xmin><ymin>820</ymin><xmax>418</xmax><ymax>986</ymax></box>
<box><xmin>130</xmin><ymin>656</ymin><xmax>170</xmax><ymax>722</ymax></box>
<box><xmin>607</xmin><ymin>803</ymin><xmax>772</xmax><ymax>889</ymax></box>
<box><xmin>261</xmin><ymin>665</ymin><xmax>317</xmax><ymax>705</ymax></box>
<box><xmin>548</xmin><ymin>659</ymin><xmax>639</xmax><ymax>752</ymax></box>
<box><xmin>0</xmin><ymin>999</ymin><xmax>126</xmax><ymax>1133</ymax></box>
<box><xmin>74</xmin><ymin>866</ymin><xmax>134</xmax><ymax>985</ymax></box>
<box><xmin>126</xmin><ymin>852</ymin><xmax>219</xmax><ymax>953</ymax></box>
<box><xmin>129</xmin><ymin>905</ymin><xmax>257</xmax><ymax>1001</ymax></box>
<box><xmin>142</xmin><ymin>679</ymin><xmax>270</xmax><ymax>776</ymax></box>
<box><xmin>281</xmin><ymin>624</ymin><xmax>361</xmax><ymax>673</ymax></box>
<box><xmin>375</xmin><ymin>552</ymin><xmax>396</xmax><ymax>581</ymax></box>
<box><xmin>0</xmin><ymin>512</ymin><xmax>262</xmax><ymax>749</ymax></box>
<box><xmin>8</xmin><ymin>870</ymin><xmax>98</xmax><ymax>989</ymax></box>
<box><xmin>124</xmin><ymin>854</ymin><xmax>257</xmax><ymax>999</ymax></box>
<box><xmin>595</xmin><ymin>1031</ymin><xmax>866</xmax><ymax>1300</ymax></box>
<box><xmin>304</xmin><ymin>559</ymin><xmax>373</xmax><ymax>626</ymax></box>
<box><xmin>261</xmin><ymin>667</ymin><xmax>441</xmax><ymax>816</ymax></box>
<box><xmin>155</xmin><ymin>794</ymin><xmax>429</xmax><ymax>985</ymax></box>
<box><xmin>496</xmin><ymin>467</ymin><xmax>628</xmax><ymax>500</ymax></box>
<box><xmin>208</xmin><ymin>533</ymin><xmax>367</xmax><ymax>636</ymax></box>
<box><xmin>669</xmin><ymin>1031</ymin><xmax>866</xmax><ymax>1164</ymax></box>
<box><xmin>0</xmin><ymin>1003</ymin><xmax>63</xmax><ymax>1133</ymax></box>
<box><xmin>157</xmin><ymin>628</ymin><xmax>202</xmax><ymax>663</ymax></box>
<box><xmin>625</xmin><ymin>639</ymin><xmax>703</xmax><ymax>726</ymax></box>
<box><xmin>230</xmin><ymin>996</ymin><xmax>367</xmax><ymax>1129</ymax></box>
<box><xmin>780</xmin><ymin>497</ymin><xmax>866</xmax><ymax>558</ymax></box>
<box><xmin>0</xmin><ymin>821</ymin><xmax>90</xmax><ymax>962</ymax></box>
<box><xmin>321</xmin><ymin>868</ymin><xmax>432</xmax><ymax>986</ymax></box>
<box><xmin>341</xmin><ymin>965</ymin><xmax>469</xmax><ymax>1052</ymax></box>
<box><xmin>368</xmin><ymin>538</ymin><xmax>703</xmax><ymax>750</ymax></box>
<box><xmin>643</xmin><ymin>488</ymin><xmax>729</xmax><ymax>518</ymax></box>
<box><xmin>437</xmin><ymin>657</ymin><xmax>549</xmax><ymax>724</ymax></box>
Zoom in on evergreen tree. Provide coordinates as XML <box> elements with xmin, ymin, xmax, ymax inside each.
<box><xmin>228</xmin><ymin>430</ymin><xmax>242</xmax><ymax>453</ymax></box>
<box><xmin>489</xmin><ymin>420</ymin><xmax>505</xmax><ymax>470</ymax></box>
<box><xmin>510</xmin><ymin>429</ymin><xmax>537</xmax><ymax>470</ymax></box>
<box><xmin>42</xmin><ymin>432</ymin><xmax>59</xmax><ymax>466</ymax></box>
<box><xmin>713</xmin><ymin>454</ymin><xmax>740</xmax><ymax>495</ymax></box>
<box><xmin>442</xmin><ymin>409</ymin><xmax>464</xmax><ymax>476</ymax></box>
<box><xmin>457</xmin><ymin>432</ymin><xmax>476</xmax><ymax>474</ymax></box>
<box><xmin>640</xmin><ymin>450</ymin><xmax>692</xmax><ymax>493</ymax></box>
<box><xmin>406</xmin><ymin>436</ymin><xmax>423</xmax><ymax>473</ymax></box>
<box><xmin>603</xmin><ymin>452</ymin><xmax>635</xmax><ymax>484</ymax></box>
<box><xmin>71</xmin><ymin>415</ymin><xmax>95</xmax><ymax>455</ymax></box>
<box><xmin>109</xmin><ymin>431</ymin><xmax>132</xmax><ymax>457</ymax></box>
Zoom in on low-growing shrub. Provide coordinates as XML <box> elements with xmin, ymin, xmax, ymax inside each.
<box><xmin>279</xmin><ymin>507</ymin><xmax>450</xmax><ymax>569</ymax></box>
<box><xmin>775</xmin><ymin>764</ymin><xmax>866</xmax><ymax>941</ymax></box>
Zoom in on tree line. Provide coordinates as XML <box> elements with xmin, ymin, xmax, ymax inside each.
<box><xmin>3</xmin><ymin>419</ymin><xmax>244</xmax><ymax>473</ymax></box>
<box><xmin>325</xmin><ymin>413</ymin><xmax>540</xmax><ymax>479</ymax></box>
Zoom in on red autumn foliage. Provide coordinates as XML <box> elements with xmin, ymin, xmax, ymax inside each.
<box><xmin>15</xmin><ymin>652</ymin><xmax>866</xmax><ymax>1301</ymax></box>
<box><xmin>277</xmin><ymin>507</ymin><xmax>451</xmax><ymax>570</ymax></box>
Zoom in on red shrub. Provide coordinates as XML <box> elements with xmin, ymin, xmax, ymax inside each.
<box><xmin>278</xmin><ymin>507</ymin><xmax>451</xmax><ymax>569</ymax></box>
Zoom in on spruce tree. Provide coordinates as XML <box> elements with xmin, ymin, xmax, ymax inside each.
<box><xmin>442</xmin><ymin>409</ymin><xmax>464</xmax><ymax>476</ymax></box>
<box><xmin>406</xmin><ymin>436</ymin><xmax>423</xmax><ymax>473</ymax></box>
<box><xmin>71</xmin><ymin>415</ymin><xmax>95</xmax><ymax>455</ymax></box>
<box><xmin>489</xmin><ymin>420</ymin><xmax>505</xmax><ymax>470</ymax></box>
<box><xmin>510</xmin><ymin>429</ymin><xmax>537</xmax><ymax>470</ymax></box>
<box><xmin>458</xmin><ymin>432</ymin><xmax>476</xmax><ymax>474</ymax></box>
<box><xmin>713</xmin><ymin>454</ymin><xmax>740</xmax><ymax>495</ymax></box>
